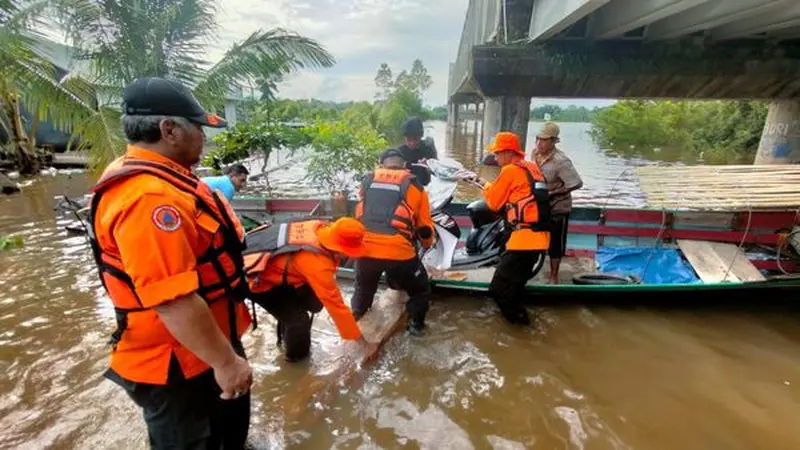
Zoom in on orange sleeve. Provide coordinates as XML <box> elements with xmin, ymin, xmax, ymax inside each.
<box><xmin>297</xmin><ymin>253</ymin><xmax>362</xmax><ymax>340</ymax></box>
<box><xmin>482</xmin><ymin>165</ymin><xmax>514</xmax><ymax>212</ymax></box>
<box><xmin>113</xmin><ymin>194</ymin><xmax>199</xmax><ymax>308</ymax></box>
<box><xmin>411</xmin><ymin>185</ymin><xmax>435</xmax><ymax>249</ymax></box>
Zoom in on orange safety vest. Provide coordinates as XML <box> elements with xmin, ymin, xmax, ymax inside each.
<box><xmin>356</xmin><ymin>169</ymin><xmax>417</xmax><ymax>242</ymax></box>
<box><xmin>505</xmin><ymin>161</ymin><xmax>551</xmax><ymax>231</ymax></box>
<box><xmin>87</xmin><ymin>158</ymin><xmax>248</xmax><ymax>351</ymax></box>
<box><xmin>243</xmin><ymin>219</ymin><xmax>332</xmax><ymax>293</ymax></box>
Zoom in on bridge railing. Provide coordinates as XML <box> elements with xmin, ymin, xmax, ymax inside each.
<box><xmin>448</xmin><ymin>0</ymin><xmax>502</xmax><ymax>101</ymax></box>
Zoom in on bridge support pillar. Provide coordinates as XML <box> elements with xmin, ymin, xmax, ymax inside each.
<box><xmin>482</xmin><ymin>96</ymin><xmax>531</xmax><ymax>150</ymax></box>
<box><xmin>754</xmin><ymin>100</ymin><xmax>800</xmax><ymax>164</ymax></box>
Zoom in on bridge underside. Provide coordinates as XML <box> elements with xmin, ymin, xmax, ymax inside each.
<box><xmin>473</xmin><ymin>40</ymin><xmax>800</xmax><ymax>99</ymax></box>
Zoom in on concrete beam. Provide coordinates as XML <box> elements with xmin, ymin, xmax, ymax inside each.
<box><xmin>647</xmin><ymin>0</ymin><xmax>785</xmax><ymax>39</ymax></box>
<box><xmin>528</xmin><ymin>0</ymin><xmax>610</xmax><ymax>42</ymax></box>
<box><xmin>482</xmin><ymin>96</ymin><xmax>531</xmax><ymax>149</ymax></box>
<box><xmin>712</xmin><ymin>1</ymin><xmax>800</xmax><ymax>40</ymax></box>
<box><xmin>471</xmin><ymin>41</ymin><xmax>800</xmax><ymax>99</ymax></box>
<box><xmin>591</xmin><ymin>0</ymin><xmax>709</xmax><ymax>38</ymax></box>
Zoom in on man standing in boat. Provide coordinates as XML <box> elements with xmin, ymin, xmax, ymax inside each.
<box><xmin>202</xmin><ymin>163</ymin><xmax>249</xmax><ymax>201</ymax></box>
<box><xmin>397</xmin><ymin>117</ymin><xmax>437</xmax><ymax>186</ymax></box>
<box><xmin>533</xmin><ymin>122</ymin><xmax>583</xmax><ymax>284</ymax></box>
<box><xmin>351</xmin><ymin>148</ymin><xmax>435</xmax><ymax>335</ymax></box>
<box><xmin>473</xmin><ymin>132</ymin><xmax>551</xmax><ymax>325</ymax></box>
<box><xmin>88</xmin><ymin>77</ymin><xmax>253</xmax><ymax>448</ymax></box>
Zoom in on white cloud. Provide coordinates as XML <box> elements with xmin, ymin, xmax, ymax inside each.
<box><xmin>211</xmin><ymin>0</ymin><xmax>467</xmax><ymax>105</ymax></box>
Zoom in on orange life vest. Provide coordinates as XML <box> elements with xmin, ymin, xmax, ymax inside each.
<box><xmin>243</xmin><ymin>218</ymin><xmax>331</xmax><ymax>293</ymax></box>
<box><xmin>87</xmin><ymin>158</ymin><xmax>248</xmax><ymax>349</ymax></box>
<box><xmin>506</xmin><ymin>161</ymin><xmax>551</xmax><ymax>231</ymax></box>
<box><xmin>356</xmin><ymin>169</ymin><xmax>417</xmax><ymax>241</ymax></box>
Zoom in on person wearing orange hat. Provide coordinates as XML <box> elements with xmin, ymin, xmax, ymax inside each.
<box><xmin>473</xmin><ymin>132</ymin><xmax>551</xmax><ymax>325</ymax></box>
<box><xmin>243</xmin><ymin>217</ymin><xmax>376</xmax><ymax>361</ymax></box>
<box><xmin>351</xmin><ymin>148</ymin><xmax>435</xmax><ymax>335</ymax></box>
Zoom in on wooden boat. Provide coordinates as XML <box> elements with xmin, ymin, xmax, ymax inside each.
<box><xmin>230</xmin><ymin>195</ymin><xmax>800</xmax><ymax>298</ymax></box>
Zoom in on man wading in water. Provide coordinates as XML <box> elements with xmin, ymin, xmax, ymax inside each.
<box><xmin>473</xmin><ymin>132</ymin><xmax>551</xmax><ymax>325</ymax></box>
<box><xmin>533</xmin><ymin>122</ymin><xmax>583</xmax><ymax>284</ymax></box>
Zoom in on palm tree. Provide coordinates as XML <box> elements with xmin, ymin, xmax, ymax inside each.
<box><xmin>0</xmin><ymin>0</ymin><xmax>97</xmax><ymax>174</ymax></box>
<box><xmin>59</xmin><ymin>0</ymin><xmax>335</xmax><ymax>167</ymax></box>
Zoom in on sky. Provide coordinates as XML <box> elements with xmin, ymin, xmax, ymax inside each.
<box><xmin>211</xmin><ymin>0</ymin><xmax>616</xmax><ymax>108</ymax></box>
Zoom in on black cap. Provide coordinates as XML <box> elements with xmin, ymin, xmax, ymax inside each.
<box><xmin>122</xmin><ymin>77</ymin><xmax>227</xmax><ymax>128</ymax></box>
<box><xmin>402</xmin><ymin>117</ymin><xmax>424</xmax><ymax>137</ymax></box>
<box><xmin>379</xmin><ymin>148</ymin><xmax>406</xmax><ymax>164</ymax></box>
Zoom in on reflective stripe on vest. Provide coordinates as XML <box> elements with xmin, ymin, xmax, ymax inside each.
<box><xmin>357</xmin><ymin>169</ymin><xmax>416</xmax><ymax>241</ymax></box>
<box><xmin>88</xmin><ymin>158</ymin><xmax>247</xmax><ymax>349</ymax></box>
<box><xmin>506</xmin><ymin>161</ymin><xmax>551</xmax><ymax>231</ymax></box>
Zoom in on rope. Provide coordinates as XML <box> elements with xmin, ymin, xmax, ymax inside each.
<box><xmin>722</xmin><ymin>206</ymin><xmax>752</xmax><ymax>282</ymax></box>
<box><xmin>602</xmin><ymin>168</ymin><xmax>635</xmax><ymax>211</ymax></box>
<box><xmin>638</xmin><ymin>209</ymin><xmax>667</xmax><ymax>284</ymax></box>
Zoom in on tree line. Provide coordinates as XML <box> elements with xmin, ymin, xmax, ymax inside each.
<box><xmin>205</xmin><ymin>59</ymin><xmax>439</xmax><ymax>196</ymax></box>
<box><xmin>589</xmin><ymin>100</ymin><xmax>767</xmax><ymax>164</ymax></box>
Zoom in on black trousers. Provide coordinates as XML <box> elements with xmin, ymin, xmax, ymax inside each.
<box><xmin>250</xmin><ymin>284</ymin><xmax>323</xmax><ymax>362</ymax></box>
<box><xmin>488</xmin><ymin>250</ymin><xmax>543</xmax><ymax>325</ymax></box>
<box><xmin>106</xmin><ymin>355</ymin><xmax>250</xmax><ymax>450</ymax></box>
<box><xmin>350</xmin><ymin>256</ymin><xmax>430</xmax><ymax>322</ymax></box>
<box><xmin>548</xmin><ymin>214</ymin><xmax>570</xmax><ymax>259</ymax></box>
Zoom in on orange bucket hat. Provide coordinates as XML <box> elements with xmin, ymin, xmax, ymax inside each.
<box><xmin>487</xmin><ymin>132</ymin><xmax>524</xmax><ymax>156</ymax></box>
<box><xmin>316</xmin><ymin>217</ymin><xmax>367</xmax><ymax>258</ymax></box>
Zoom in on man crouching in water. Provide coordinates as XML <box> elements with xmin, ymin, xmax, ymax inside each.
<box><xmin>351</xmin><ymin>149</ymin><xmax>435</xmax><ymax>335</ymax></box>
<box><xmin>474</xmin><ymin>132</ymin><xmax>551</xmax><ymax>325</ymax></box>
<box><xmin>243</xmin><ymin>218</ymin><xmax>377</xmax><ymax>361</ymax></box>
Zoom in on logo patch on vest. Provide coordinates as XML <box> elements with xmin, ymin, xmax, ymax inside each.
<box><xmin>152</xmin><ymin>205</ymin><xmax>181</xmax><ymax>232</ymax></box>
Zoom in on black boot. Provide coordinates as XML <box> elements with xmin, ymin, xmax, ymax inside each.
<box><xmin>500</xmin><ymin>306</ymin><xmax>530</xmax><ymax>326</ymax></box>
<box><xmin>406</xmin><ymin>316</ymin><xmax>425</xmax><ymax>336</ymax></box>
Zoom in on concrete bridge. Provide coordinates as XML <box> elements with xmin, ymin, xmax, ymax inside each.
<box><xmin>448</xmin><ymin>0</ymin><xmax>800</xmax><ymax>163</ymax></box>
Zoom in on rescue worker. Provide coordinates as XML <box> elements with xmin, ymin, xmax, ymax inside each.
<box><xmin>243</xmin><ymin>217</ymin><xmax>376</xmax><ymax>361</ymax></box>
<box><xmin>88</xmin><ymin>77</ymin><xmax>253</xmax><ymax>448</ymax></box>
<box><xmin>397</xmin><ymin>117</ymin><xmax>437</xmax><ymax>186</ymax></box>
<box><xmin>533</xmin><ymin>122</ymin><xmax>583</xmax><ymax>284</ymax></box>
<box><xmin>351</xmin><ymin>148</ymin><xmax>435</xmax><ymax>335</ymax></box>
<box><xmin>473</xmin><ymin>132</ymin><xmax>551</xmax><ymax>325</ymax></box>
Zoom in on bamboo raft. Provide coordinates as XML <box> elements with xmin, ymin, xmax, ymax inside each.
<box><xmin>636</xmin><ymin>165</ymin><xmax>800</xmax><ymax>210</ymax></box>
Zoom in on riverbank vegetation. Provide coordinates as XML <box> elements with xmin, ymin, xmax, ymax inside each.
<box><xmin>205</xmin><ymin>59</ymin><xmax>435</xmax><ymax>195</ymax></box>
<box><xmin>589</xmin><ymin>100</ymin><xmax>768</xmax><ymax>164</ymax></box>
<box><xmin>1</xmin><ymin>0</ymin><xmax>333</xmax><ymax>174</ymax></box>
<box><xmin>531</xmin><ymin>105</ymin><xmax>603</xmax><ymax>122</ymax></box>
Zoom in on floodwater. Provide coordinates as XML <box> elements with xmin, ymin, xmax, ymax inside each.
<box><xmin>243</xmin><ymin>122</ymin><xmax>658</xmax><ymax>207</ymax></box>
<box><xmin>2</xmin><ymin>122</ymin><xmax>800</xmax><ymax>449</ymax></box>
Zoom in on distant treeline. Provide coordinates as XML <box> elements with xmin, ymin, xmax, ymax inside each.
<box><xmin>530</xmin><ymin>105</ymin><xmax>605</xmax><ymax>122</ymax></box>
<box><xmin>589</xmin><ymin>100</ymin><xmax>768</xmax><ymax>164</ymax></box>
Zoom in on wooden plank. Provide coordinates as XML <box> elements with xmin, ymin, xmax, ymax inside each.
<box><xmin>673</xmin><ymin>212</ymin><xmax>734</xmax><ymax>228</ymax></box>
<box><xmin>708</xmin><ymin>242</ymin><xmax>766</xmax><ymax>282</ymax></box>
<box><xmin>430</xmin><ymin>257</ymin><xmax>597</xmax><ymax>285</ymax></box>
<box><xmin>678</xmin><ymin>240</ymin><xmax>741</xmax><ymax>283</ymax></box>
<box><xmin>284</xmin><ymin>289</ymin><xmax>407</xmax><ymax>419</ymax></box>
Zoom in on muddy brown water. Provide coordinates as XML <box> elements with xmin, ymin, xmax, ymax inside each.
<box><xmin>2</xmin><ymin>122</ymin><xmax>800</xmax><ymax>449</ymax></box>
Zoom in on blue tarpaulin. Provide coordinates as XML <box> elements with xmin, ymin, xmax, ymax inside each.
<box><xmin>595</xmin><ymin>247</ymin><xmax>700</xmax><ymax>285</ymax></box>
